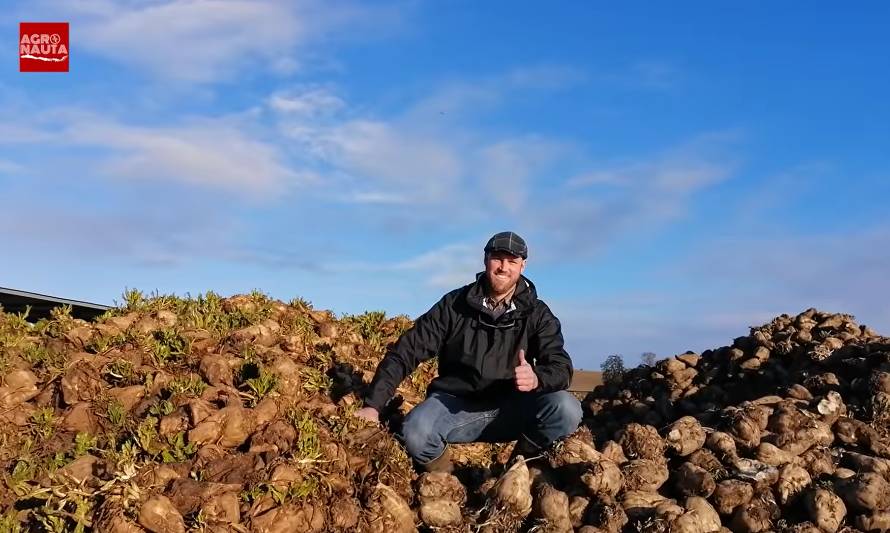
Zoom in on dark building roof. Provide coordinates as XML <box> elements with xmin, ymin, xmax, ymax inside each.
<box><xmin>0</xmin><ymin>287</ymin><xmax>110</xmax><ymax>322</ymax></box>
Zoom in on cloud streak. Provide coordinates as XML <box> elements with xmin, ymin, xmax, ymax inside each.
<box><xmin>0</xmin><ymin>203</ymin><xmax>236</xmax><ymax>267</ymax></box>
<box><xmin>21</xmin><ymin>0</ymin><xmax>402</xmax><ymax>83</ymax></box>
<box><xmin>525</xmin><ymin>138</ymin><xmax>738</xmax><ymax>261</ymax></box>
<box><xmin>0</xmin><ymin>68</ymin><xmax>740</xmax><ymax>295</ymax></box>
<box><xmin>1</xmin><ymin>109</ymin><xmax>305</xmax><ymax>198</ymax></box>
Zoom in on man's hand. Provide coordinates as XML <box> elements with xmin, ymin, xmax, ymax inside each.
<box><xmin>514</xmin><ymin>349</ymin><xmax>539</xmax><ymax>392</ymax></box>
<box><xmin>354</xmin><ymin>406</ymin><xmax>380</xmax><ymax>423</ymax></box>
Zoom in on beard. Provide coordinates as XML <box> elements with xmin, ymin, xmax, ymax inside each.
<box><xmin>487</xmin><ymin>271</ymin><xmax>517</xmax><ymax>295</ymax></box>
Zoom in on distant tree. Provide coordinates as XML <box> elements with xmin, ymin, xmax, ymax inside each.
<box><xmin>601</xmin><ymin>354</ymin><xmax>626</xmax><ymax>386</ymax></box>
<box><xmin>640</xmin><ymin>352</ymin><xmax>657</xmax><ymax>367</ymax></box>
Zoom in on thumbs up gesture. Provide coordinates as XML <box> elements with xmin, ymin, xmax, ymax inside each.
<box><xmin>514</xmin><ymin>349</ymin><xmax>539</xmax><ymax>392</ymax></box>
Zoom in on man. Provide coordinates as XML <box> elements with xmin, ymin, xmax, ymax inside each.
<box><xmin>354</xmin><ymin>231</ymin><xmax>582</xmax><ymax>473</ymax></box>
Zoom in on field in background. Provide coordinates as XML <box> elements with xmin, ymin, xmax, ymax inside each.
<box><xmin>570</xmin><ymin>370</ymin><xmax>603</xmax><ymax>394</ymax></box>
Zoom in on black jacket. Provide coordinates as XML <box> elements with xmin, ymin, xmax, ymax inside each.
<box><xmin>363</xmin><ymin>272</ymin><xmax>574</xmax><ymax>410</ymax></box>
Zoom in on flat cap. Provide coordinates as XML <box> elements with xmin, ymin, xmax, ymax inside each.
<box><xmin>484</xmin><ymin>231</ymin><xmax>528</xmax><ymax>259</ymax></box>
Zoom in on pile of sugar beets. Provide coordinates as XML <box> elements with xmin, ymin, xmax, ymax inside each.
<box><xmin>580</xmin><ymin>308</ymin><xmax>890</xmax><ymax>533</ymax></box>
<box><xmin>0</xmin><ymin>291</ymin><xmax>889</xmax><ymax>533</ymax></box>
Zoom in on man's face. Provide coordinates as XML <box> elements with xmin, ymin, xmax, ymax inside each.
<box><xmin>485</xmin><ymin>250</ymin><xmax>526</xmax><ymax>295</ymax></box>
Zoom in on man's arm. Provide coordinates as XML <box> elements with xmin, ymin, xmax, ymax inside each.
<box><xmin>529</xmin><ymin>303</ymin><xmax>573</xmax><ymax>392</ymax></box>
<box><xmin>362</xmin><ymin>295</ymin><xmax>451</xmax><ymax>410</ymax></box>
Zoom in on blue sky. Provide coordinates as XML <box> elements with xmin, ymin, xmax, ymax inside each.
<box><xmin>2</xmin><ymin>1</ymin><xmax>888</xmax><ymax>370</ymax></box>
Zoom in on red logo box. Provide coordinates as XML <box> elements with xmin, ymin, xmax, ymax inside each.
<box><xmin>20</xmin><ymin>22</ymin><xmax>69</xmax><ymax>72</ymax></box>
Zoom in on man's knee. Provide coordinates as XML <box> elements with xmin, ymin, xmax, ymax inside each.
<box><xmin>401</xmin><ymin>403</ymin><xmax>444</xmax><ymax>462</ymax></box>
<box><xmin>538</xmin><ymin>390</ymin><xmax>583</xmax><ymax>433</ymax></box>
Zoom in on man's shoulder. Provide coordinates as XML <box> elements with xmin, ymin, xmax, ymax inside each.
<box><xmin>439</xmin><ymin>283</ymin><xmax>472</xmax><ymax>307</ymax></box>
<box><xmin>515</xmin><ymin>278</ymin><xmax>546</xmax><ymax>309</ymax></box>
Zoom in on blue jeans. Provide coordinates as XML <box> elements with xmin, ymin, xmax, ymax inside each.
<box><xmin>398</xmin><ymin>390</ymin><xmax>583</xmax><ymax>465</ymax></box>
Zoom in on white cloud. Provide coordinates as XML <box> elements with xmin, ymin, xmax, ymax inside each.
<box><xmin>394</xmin><ymin>243</ymin><xmax>481</xmax><ymax>288</ymax></box>
<box><xmin>320</xmin><ymin>242</ymin><xmax>482</xmax><ymax>289</ymax></box>
<box><xmin>0</xmin><ymin>109</ymin><xmax>304</xmax><ymax>198</ymax></box>
<box><xmin>339</xmin><ymin>190</ymin><xmax>411</xmax><ymax>204</ymax></box>
<box><xmin>3</xmin><ymin>59</ymin><xmax>739</xmax><ymax>281</ymax></box>
<box><xmin>566</xmin><ymin>145</ymin><xmax>734</xmax><ymax>191</ymax></box>
<box><xmin>270</xmin><ymin>56</ymin><xmax>302</xmax><ymax>76</ymax></box>
<box><xmin>0</xmin><ymin>203</ymin><xmax>237</xmax><ymax>267</ymax></box>
<box><xmin>263</xmin><ymin>81</ymin><xmax>737</xmax><ymax>261</ymax></box>
<box><xmin>403</xmin><ymin>65</ymin><xmax>585</xmax><ymax>124</ymax></box>
<box><xmin>77</xmin><ymin>1</ymin><xmax>301</xmax><ymax>82</ymax></box>
<box><xmin>0</xmin><ymin>124</ymin><xmax>54</xmax><ymax>144</ymax></box>
<box><xmin>21</xmin><ymin>0</ymin><xmax>401</xmax><ymax>83</ymax></box>
<box><xmin>593</xmin><ymin>61</ymin><xmax>683</xmax><ymax>91</ymax></box>
<box><xmin>531</xmin><ymin>137</ymin><xmax>738</xmax><ymax>259</ymax></box>
<box><xmin>477</xmin><ymin>137</ymin><xmax>568</xmax><ymax>213</ymax></box>
<box><xmin>503</xmin><ymin>65</ymin><xmax>588</xmax><ymax>90</ymax></box>
<box><xmin>287</xmin><ymin>118</ymin><xmax>464</xmax><ymax>202</ymax></box>
<box><xmin>270</xmin><ymin>86</ymin><xmax>470</xmax><ymax>204</ymax></box>
<box><xmin>0</xmin><ymin>159</ymin><xmax>24</xmax><ymax>174</ymax></box>
<box><xmin>267</xmin><ymin>81</ymin><xmax>582</xmax><ymax>212</ymax></box>
<box><xmin>268</xmin><ymin>87</ymin><xmax>345</xmax><ymax>117</ymax></box>
<box><xmin>82</xmin><ymin>121</ymin><xmax>299</xmax><ymax>196</ymax></box>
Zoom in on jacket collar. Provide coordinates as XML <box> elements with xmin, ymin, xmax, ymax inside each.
<box><xmin>466</xmin><ymin>272</ymin><xmax>536</xmax><ymax>320</ymax></box>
